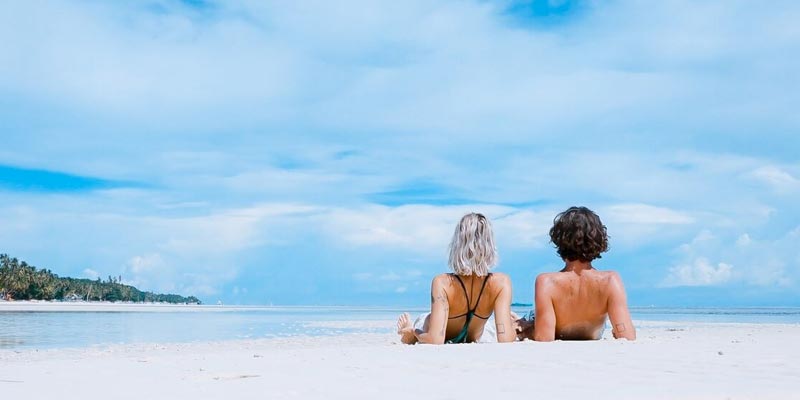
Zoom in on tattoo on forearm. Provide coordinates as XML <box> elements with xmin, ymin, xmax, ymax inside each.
<box><xmin>432</xmin><ymin>291</ymin><xmax>447</xmax><ymax>303</ymax></box>
<box><xmin>615</xmin><ymin>323</ymin><xmax>626</xmax><ymax>333</ymax></box>
<box><xmin>433</xmin><ymin>290</ymin><xmax>448</xmax><ymax>337</ymax></box>
<box><xmin>436</xmin><ymin>290</ymin><xmax>448</xmax><ymax>312</ymax></box>
<box><xmin>497</xmin><ymin>323</ymin><xmax>506</xmax><ymax>335</ymax></box>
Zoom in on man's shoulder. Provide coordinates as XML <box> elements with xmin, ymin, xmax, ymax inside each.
<box><xmin>535</xmin><ymin>271</ymin><xmax>560</xmax><ymax>281</ymax></box>
<box><xmin>594</xmin><ymin>269</ymin><xmax>622</xmax><ymax>282</ymax></box>
<box><xmin>534</xmin><ymin>273</ymin><xmax>559</xmax><ymax>301</ymax></box>
<box><xmin>593</xmin><ymin>270</ymin><xmax>627</xmax><ymax>297</ymax></box>
<box><xmin>534</xmin><ymin>272</ymin><xmax>559</xmax><ymax>289</ymax></box>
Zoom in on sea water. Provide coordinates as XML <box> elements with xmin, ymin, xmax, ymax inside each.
<box><xmin>1</xmin><ymin>306</ymin><xmax>798</xmax><ymax>350</ymax></box>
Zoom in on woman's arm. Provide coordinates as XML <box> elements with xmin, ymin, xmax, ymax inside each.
<box><xmin>492</xmin><ymin>274</ymin><xmax>517</xmax><ymax>343</ymax></box>
<box><xmin>414</xmin><ymin>275</ymin><xmax>449</xmax><ymax>344</ymax></box>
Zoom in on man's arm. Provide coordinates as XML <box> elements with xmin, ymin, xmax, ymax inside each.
<box><xmin>414</xmin><ymin>275</ymin><xmax>449</xmax><ymax>344</ymax></box>
<box><xmin>533</xmin><ymin>275</ymin><xmax>556</xmax><ymax>342</ymax></box>
<box><xmin>491</xmin><ymin>274</ymin><xmax>516</xmax><ymax>343</ymax></box>
<box><xmin>607</xmin><ymin>272</ymin><xmax>636</xmax><ymax>340</ymax></box>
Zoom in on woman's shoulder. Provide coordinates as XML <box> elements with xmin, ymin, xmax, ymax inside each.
<box><xmin>488</xmin><ymin>272</ymin><xmax>511</xmax><ymax>287</ymax></box>
<box><xmin>431</xmin><ymin>273</ymin><xmax>454</xmax><ymax>286</ymax></box>
<box><xmin>489</xmin><ymin>271</ymin><xmax>509</xmax><ymax>279</ymax></box>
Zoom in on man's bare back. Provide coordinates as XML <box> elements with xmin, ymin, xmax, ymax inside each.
<box><xmin>532</xmin><ymin>206</ymin><xmax>636</xmax><ymax>341</ymax></box>
<box><xmin>533</xmin><ymin>261</ymin><xmax>635</xmax><ymax>341</ymax></box>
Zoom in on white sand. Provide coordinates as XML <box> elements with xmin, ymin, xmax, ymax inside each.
<box><xmin>1</xmin><ymin>321</ymin><xmax>798</xmax><ymax>400</ymax></box>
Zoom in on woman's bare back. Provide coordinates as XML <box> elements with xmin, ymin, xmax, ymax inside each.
<box><xmin>439</xmin><ymin>273</ymin><xmax>502</xmax><ymax>342</ymax></box>
<box><xmin>398</xmin><ymin>272</ymin><xmax>516</xmax><ymax>344</ymax></box>
<box><xmin>396</xmin><ymin>212</ymin><xmax>516</xmax><ymax>344</ymax></box>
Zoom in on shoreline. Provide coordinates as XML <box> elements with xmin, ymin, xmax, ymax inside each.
<box><xmin>1</xmin><ymin>322</ymin><xmax>798</xmax><ymax>400</ymax></box>
<box><xmin>2</xmin><ymin>319</ymin><xmax>798</xmax><ymax>353</ymax></box>
<box><xmin>0</xmin><ymin>300</ymin><xmax>212</xmax><ymax>312</ymax></box>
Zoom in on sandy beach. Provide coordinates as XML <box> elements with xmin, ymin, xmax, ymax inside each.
<box><xmin>1</xmin><ymin>320</ymin><xmax>798</xmax><ymax>400</ymax></box>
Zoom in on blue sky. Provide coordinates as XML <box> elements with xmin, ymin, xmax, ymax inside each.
<box><xmin>1</xmin><ymin>0</ymin><xmax>799</xmax><ymax>306</ymax></box>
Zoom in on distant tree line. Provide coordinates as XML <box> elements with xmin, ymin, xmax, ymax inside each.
<box><xmin>0</xmin><ymin>254</ymin><xmax>201</xmax><ymax>304</ymax></box>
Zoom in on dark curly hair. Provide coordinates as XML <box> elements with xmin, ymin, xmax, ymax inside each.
<box><xmin>549</xmin><ymin>206</ymin><xmax>608</xmax><ymax>262</ymax></box>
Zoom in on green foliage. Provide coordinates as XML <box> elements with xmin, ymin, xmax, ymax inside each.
<box><xmin>0</xmin><ymin>254</ymin><xmax>201</xmax><ymax>304</ymax></box>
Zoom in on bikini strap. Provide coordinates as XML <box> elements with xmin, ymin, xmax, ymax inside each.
<box><xmin>452</xmin><ymin>273</ymin><xmax>470</xmax><ymax>303</ymax></box>
<box><xmin>470</xmin><ymin>273</ymin><xmax>491</xmax><ymax>313</ymax></box>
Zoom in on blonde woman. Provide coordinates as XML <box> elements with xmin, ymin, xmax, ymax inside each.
<box><xmin>396</xmin><ymin>213</ymin><xmax>516</xmax><ymax>344</ymax></box>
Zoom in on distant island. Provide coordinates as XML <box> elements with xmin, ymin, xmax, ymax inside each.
<box><xmin>0</xmin><ymin>254</ymin><xmax>200</xmax><ymax>304</ymax></box>
<box><xmin>511</xmin><ymin>302</ymin><xmax>533</xmax><ymax>307</ymax></box>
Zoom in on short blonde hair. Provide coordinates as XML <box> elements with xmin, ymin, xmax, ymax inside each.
<box><xmin>448</xmin><ymin>213</ymin><xmax>498</xmax><ymax>276</ymax></box>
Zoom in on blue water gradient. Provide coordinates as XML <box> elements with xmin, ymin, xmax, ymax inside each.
<box><xmin>1</xmin><ymin>306</ymin><xmax>798</xmax><ymax>350</ymax></box>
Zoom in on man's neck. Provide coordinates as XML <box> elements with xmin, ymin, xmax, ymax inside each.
<box><xmin>561</xmin><ymin>260</ymin><xmax>594</xmax><ymax>273</ymax></box>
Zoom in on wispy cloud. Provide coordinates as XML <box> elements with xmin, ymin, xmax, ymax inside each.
<box><xmin>605</xmin><ymin>204</ymin><xmax>694</xmax><ymax>225</ymax></box>
<box><xmin>746</xmin><ymin>166</ymin><xmax>800</xmax><ymax>192</ymax></box>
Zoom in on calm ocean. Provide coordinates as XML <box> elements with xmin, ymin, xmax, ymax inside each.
<box><xmin>1</xmin><ymin>306</ymin><xmax>798</xmax><ymax>350</ymax></box>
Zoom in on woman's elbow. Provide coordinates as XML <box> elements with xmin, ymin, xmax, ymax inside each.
<box><xmin>416</xmin><ymin>332</ymin><xmax>445</xmax><ymax>345</ymax></box>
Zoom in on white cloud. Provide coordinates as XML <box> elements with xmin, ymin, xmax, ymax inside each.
<box><xmin>154</xmin><ymin>203</ymin><xmax>319</xmax><ymax>254</ymax></box>
<box><xmin>746</xmin><ymin>166</ymin><xmax>800</xmax><ymax>192</ymax></box>
<box><xmin>0</xmin><ymin>2</ymin><xmax>299</xmax><ymax>116</ymax></box>
<box><xmin>2</xmin><ymin>0</ymin><xmax>798</xmax><ymax>147</ymax></box>
<box><xmin>605</xmin><ymin>203</ymin><xmax>695</xmax><ymax>225</ymax></box>
<box><xmin>1</xmin><ymin>0</ymin><xmax>799</xmax><ymax>304</ymax></box>
<box><xmin>319</xmin><ymin>204</ymin><xmax>552</xmax><ymax>255</ymax></box>
<box><xmin>493</xmin><ymin>210</ymin><xmax>553</xmax><ymax>249</ymax></box>
<box><xmin>122</xmin><ymin>253</ymin><xmax>222</xmax><ymax>297</ymax></box>
<box><xmin>352</xmin><ymin>272</ymin><xmax>373</xmax><ymax>281</ymax></box>
<box><xmin>321</xmin><ymin>204</ymin><xmax>490</xmax><ymax>252</ymax></box>
<box><xmin>82</xmin><ymin>268</ymin><xmax>100</xmax><ymax>280</ymax></box>
<box><xmin>662</xmin><ymin>258</ymin><xmax>733</xmax><ymax>287</ymax></box>
<box><xmin>661</xmin><ymin>227</ymin><xmax>800</xmax><ymax>288</ymax></box>
<box><xmin>126</xmin><ymin>253</ymin><xmax>164</xmax><ymax>274</ymax></box>
<box><xmin>379</xmin><ymin>271</ymin><xmax>423</xmax><ymax>281</ymax></box>
<box><xmin>122</xmin><ymin>253</ymin><xmax>171</xmax><ymax>292</ymax></box>
<box><xmin>598</xmin><ymin>203</ymin><xmax>698</xmax><ymax>250</ymax></box>
<box><xmin>677</xmin><ymin>230</ymin><xmax>715</xmax><ymax>252</ymax></box>
<box><xmin>736</xmin><ymin>233</ymin><xmax>751</xmax><ymax>247</ymax></box>
<box><xmin>231</xmin><ymin>286</ymin><xmax>248</xmax><ymax>296</ymax></box>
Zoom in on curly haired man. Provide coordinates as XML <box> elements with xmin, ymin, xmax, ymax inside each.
<box><xmin>531</xmin><ymin>206</ymin><xmax>636</xmax><ymax>341</ymax></box>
